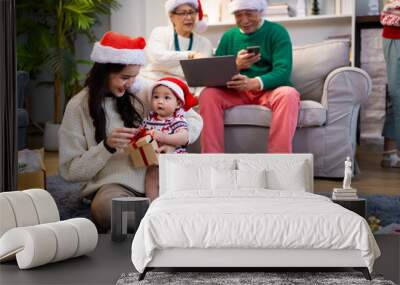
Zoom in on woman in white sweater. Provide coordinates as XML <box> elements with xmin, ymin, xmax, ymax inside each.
<box><xmin>59</xmin><ymin>32</ymin><xmax>202</xmax><ymax>232</ymax></box>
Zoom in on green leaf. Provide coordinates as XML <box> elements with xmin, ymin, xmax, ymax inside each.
<box><xmin>76</xmin><ymin>59</ymin><xmax>94</xmax><ymax>65</ymax></box>
<box><xmin>16</xmin><ymin>0</ymin><xmax>121</xmax><ymax>115</ymax></box>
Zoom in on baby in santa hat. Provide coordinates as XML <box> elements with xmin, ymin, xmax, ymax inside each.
<box><xmin>143</xmin><ymin>77</ymin><xmax>198</xmax><ymax>201</ymax></box>
<box><xmin>142</xmin><ymin>77</ymin><xmax>198</xmax><ymax>154</ymax></box>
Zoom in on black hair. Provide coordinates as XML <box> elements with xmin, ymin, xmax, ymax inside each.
<box><xmin>84</xmin><ymin>62</ymin><xmax>144</xmax><ymax>143</ymax></box>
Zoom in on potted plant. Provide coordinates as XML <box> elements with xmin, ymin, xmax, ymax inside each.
<box><xmin>17</xmin><ymin>0</ymin><xmax>119</xmax><ymax>150</ymax></box>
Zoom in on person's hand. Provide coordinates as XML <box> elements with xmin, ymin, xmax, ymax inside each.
<box><xmin>227</xmin><ymin>74</ymin><xmax>261</xmax><ymax>92</ymax></box>
<box><xmin>152</xmin><ymin>130</ymin><xmax>166</xmax><ymax>143</ymax></box>
<box><xmin>236</xmin><ymin>49</ymin><xmax>261</xmax><ymax>70</ymax></box>
<box><xmin>156</xmin><ymin>144</ymin><xmax>176</xmax><ymax>153</ymax></box>
<box><xmin>188</xmin><ymin>51</ymin><xmax>205</xmax><ymax>59</ymax></box>
<box><xmin>105</xmin><ymin>127</ymin><xmax>137</xmax><ymax>150</ymax></box>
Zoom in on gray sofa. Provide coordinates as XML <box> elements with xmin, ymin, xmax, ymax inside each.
<box><xmin>190</xmin><ymin>40</ymin><xmax>372</xmax><ymax>178</ymax></box>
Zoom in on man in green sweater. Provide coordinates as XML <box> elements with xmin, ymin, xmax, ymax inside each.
<box><xmin>199</xmin><ymin>0</ymin><xmax>300</xmax><ymax>153</ymax></box>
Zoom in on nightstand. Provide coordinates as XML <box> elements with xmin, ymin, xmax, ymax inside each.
<box><xmin>332</xmin><ymin>198</ymin><xmax>366</xmax><ymax>219</ymax></box>
<box><xmin>111</xmin><ymin>197</ymin><xmax>150</xmax><ymax>242</ymax></box>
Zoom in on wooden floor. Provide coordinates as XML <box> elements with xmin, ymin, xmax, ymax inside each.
<box><xmin>314</xmin><ymin>144</ymin><xmax>400</xmax><ymax>196</ymax></box>
<box><xmin>28</xmin><ymin>131</ymin><xmax>399</xmax><ymax>196</ymax></box>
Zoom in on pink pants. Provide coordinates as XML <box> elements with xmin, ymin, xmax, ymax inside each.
<box><xmin>199</xmin><ymin>86</ymin><xmax>300</xmax><ymax>153</ymax></box>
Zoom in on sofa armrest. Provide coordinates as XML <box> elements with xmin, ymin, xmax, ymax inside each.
<box><xmin>321</xmin><ymin>67</ymin><xmax>372</xmax><ymax>123</ymax></box>
<box><xmin>318</xmin><ymin>67</ymin><xmax>371</xmax><ymax>176</ymax></box>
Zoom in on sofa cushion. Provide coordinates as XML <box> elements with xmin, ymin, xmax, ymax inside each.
<box><xmin>297</xmin><ymin>100</ymin><xmax>326</xmax><ymax>127</ymax></box>
<box><xmin>224</xmin><ymin>105</ymin><xmax>271</xmax><ymax>127</ymax></box>
<box><xmin>224</xmin><ymin>100</ymin><xmax>326</xmax><ymax>128</ymax></box>
<box><xmin>292</xmin><ymin>40</ymin><xmax>350</xmax><ymax>102</ymax></box>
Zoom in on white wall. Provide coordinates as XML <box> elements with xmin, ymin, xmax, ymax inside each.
<box><xmin>203</xmin><ymin>18</ymin><xmax>353</xmax><ymax>48</ymax></box>
<box><xmin>111</xmin><ymin>0</ymin><xmax>168</xmax><ymax>39</ymax></box>
<box><xmin>112</xmin><ymin>0</ymin><xmax>353</xmax><ymax>48</ymax></box>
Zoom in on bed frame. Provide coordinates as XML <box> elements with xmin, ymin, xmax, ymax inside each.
<box><xmin>138</xmin><ymin>154</ymin><xmax>372</xmax><ymax>281</ymax></box>
<box><xmin>139</xmin><ymin>249</ymin><xmax>371</xmax><ymax>280</ymax></box>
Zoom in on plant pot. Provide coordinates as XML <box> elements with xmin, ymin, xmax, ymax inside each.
<box><xmin>44</xmin><ymin>122</ymin><xmax>60</xmax><ymax>151</ymax></box>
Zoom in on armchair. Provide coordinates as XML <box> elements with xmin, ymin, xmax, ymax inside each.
<box><xmin>190</xmin><ymin>40</ymin><xmax>372</xmax><ymax>178</ymax></box>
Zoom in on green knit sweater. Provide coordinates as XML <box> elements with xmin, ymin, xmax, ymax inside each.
<box><xmin>215</xmin><ymin>20</ymin><xmax>293</xmax><ymax>90</ymax></box>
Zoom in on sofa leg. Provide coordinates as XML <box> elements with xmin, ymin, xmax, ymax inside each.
<box><xmin>354</xmin><ymin>267</ymin><xmax>371</xmax><ymax>280</ymax></box>
<box><xmin>138</xmin><ymin>268</ymin><xmax>148</xmax><ymax>281</ymax></box>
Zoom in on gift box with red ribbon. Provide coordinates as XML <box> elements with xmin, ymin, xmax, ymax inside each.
<box><xmin>126</xmin><ymin>129</ymin><xmax>159</xmax><ymax>168</ymax></box>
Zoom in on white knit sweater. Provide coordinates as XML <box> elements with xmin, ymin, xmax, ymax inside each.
<box><xmin>140</xmin><ymin>25</ymin><xmax>213</xmax><ymax>90</ymax></box>
<box><xmin>59</xmin><ymin>88</ymin><xmax>202</xmax><ymax>197</ymax></box>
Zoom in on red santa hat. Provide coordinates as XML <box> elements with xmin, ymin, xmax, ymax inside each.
<box><xmin>165</xmin><ymin>0</ymin><xmax>207</xmax><ymax>33</ymax></box>
<box><xmin>151</xmin><ymin>77</ymin><xmax>198</xmax><ymax>111</ymax></box>
<box><xmin>228</xmin><ymin>0</ymin><xmax>268</xmax><ymax>14</ymax></box>
<box><xmin>90</xmin><ymin>32</ymin><xmax>146</xmax><ymax>65</ymax></box>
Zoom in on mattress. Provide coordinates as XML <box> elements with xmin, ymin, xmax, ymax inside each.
<box><xmin>131</xmin><ymin>190</ymin><xmax>380</xmax><ymax>273</ymax></box>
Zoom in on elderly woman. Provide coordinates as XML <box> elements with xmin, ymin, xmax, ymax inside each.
<box><xmin>135</xmin><ymin>0</ymin><xmax>213</xmax><ymax>198</ymax></box>
<box><xmin>137</xmin><ymin>0</ymin><xmax>213</xmax><ymax>109</ymax></box>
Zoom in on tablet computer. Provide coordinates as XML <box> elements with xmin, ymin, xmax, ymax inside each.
<box><xmin>180</xmin><ymin>55</ymin><xmax>237</xmax><ymax>87</ymax></box>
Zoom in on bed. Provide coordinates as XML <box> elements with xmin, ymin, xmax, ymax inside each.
<box><xmin>131</xmin><ymin>154</ymin><xmax>380</xmax><ymax>280</ymax></box>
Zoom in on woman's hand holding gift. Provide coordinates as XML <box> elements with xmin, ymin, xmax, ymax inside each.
<box><xmin>106</xmin><ymin>127</ymin><xmax>138</xmax><ymax>150</ymax></box>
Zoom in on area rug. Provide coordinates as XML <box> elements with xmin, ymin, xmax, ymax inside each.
<box><xmin>46</xmin><ymin>175</ymin><xmax>90</xmax><ymax>220</ymax></box>
<box><xmin>116</xmin><ymin>271</ymin><xmax>395</xmax><ymax>285</ymax></box>
<box><xmin>318</xmin><ymin>193</ymin><xmax>400</xmax><ymax>231</ymax></box>
<box><xmin>366</xmin><ymin>195</ymin><xmax>400</xmax><ymax>226</ymax></box>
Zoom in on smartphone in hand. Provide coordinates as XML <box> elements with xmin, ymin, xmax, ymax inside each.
<box><xmin>246</xmin><ymin>45</ymin><xmax>260</xmax><ymax>55</ymax></box>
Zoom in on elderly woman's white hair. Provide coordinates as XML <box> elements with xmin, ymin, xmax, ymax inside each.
<box><xmin>164</xmin><ymin>0</ymin><xmax>207</xmax><ymax>32</ymax></box>
<box><xmin>228</xmin><ymin>0</ymin><xmax>268</xmax><ymax>14</ymax></box>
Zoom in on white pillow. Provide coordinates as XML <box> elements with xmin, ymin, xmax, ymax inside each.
<box><xmin>211</xmin><ymin>169</ymin><xmax>268</xmax><ymax>190</ymax></box>
<box><xmin>212</xmin><ymin>168</ymin><xmax>236</xmax><ymax>190</ymax></box>
<box><xmin>165</xmin><ymin>158</ymin><xmax>237</xmax><ymax>192</ymax></box>
<box><xmin>236</xmin><ymin>169</ymin><xmax>267</xmax><ymax>189</ymax></box>
<box><xmin>238</xmin><ymin>159</ymin><xmax>309</xmax><ymax>191</ymax></box>
<box><xmin>266</xmin><ymin>163</ymin><xmax>307</xmax><ymax>191</ymax></box>
<box><xmin>167</xmin><ymin>163</ymin><xmax>212</xmax><ymax>192</ymax></box>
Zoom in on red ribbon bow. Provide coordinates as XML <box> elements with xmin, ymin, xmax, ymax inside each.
<box><xmin>131</xmin><ymin>128</ymin><xmax>155</xmax><ymax>147</ymax></box>
<box><xmin>130</xmin><ymin>128</ymin><xmax>154</xmax><ymax>167</ymax></box>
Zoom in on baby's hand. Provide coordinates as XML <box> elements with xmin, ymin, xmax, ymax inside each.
<box><xmin>157</xmin><ymin>144</ymin><xmax>176</xmax><ymax>153</ymax></box>
<box><xmin>152</xmin><ymin>130</ymin><xmax>165</xmax><ymax>143</ymax></box>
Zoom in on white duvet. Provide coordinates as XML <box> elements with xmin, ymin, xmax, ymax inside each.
<box><xmin>131</xmin><ymin>190</ymin><xmax>380</xmax><ymax>273</ymax></box>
